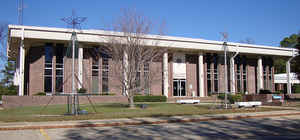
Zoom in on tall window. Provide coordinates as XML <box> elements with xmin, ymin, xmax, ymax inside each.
<box><xmin>213</xmin><ymin>54</ymin><xmax>218</xmax><ymax>93</ymax></box>
<box><xmin>136</xmin><ymin>64</ymin><xmax>141</xmax><ymax>93</ymax></box>
<box><xmin>55</xmin><ymin>45</ymin><xmax>64</xmax><ymax>93</ymax></box>
<box><xmin>235</xmin><ymin>56</ymin><xmax>241</xmax><ymax>93</ymax></box>
<box><xmin>44</xmin><ymin>44</ymin><xmax>53</xmax><ymax>93</ymax></box>
<box><xmin>144</xmin><ymin>62</ymin><xmax>150</xmax><ymax>94</ymax></box>
<box><xmin>92</xmin><ymin>56</ymin><xmax>99</xmax><ymax>94</ymax></box>
<box><xmin>242</xmin><ymin>57</ymin><xmax>247</xmax><ymax>93</ymax></box>
<box><xmin>90</xmin><ymin>47</ymin><xmax>100</xmax><ymax>94</ymax></box>
<box><xmin>269</xmin><ymin>66</ymin><xmax>273</xmax><ymax>90</ymax></box>
<box><xmin>263</xmin><ymin>65</ymin><xmax>267</xmax><ymax>89</ymax></box>
<box><xmin>102</xmin><ymin>54</ymin><xmax>109</xmax><ymax>93</ymax></box>
<box><xmin>206</xmin><ymin>54</ymin><xmax>212</xmax><ymax>94</ymax></box>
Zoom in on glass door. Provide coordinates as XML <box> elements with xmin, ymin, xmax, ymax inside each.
<box><xmin>180</xmin><ymin>80</ymin><xmax>186</xmax><ymax>96</ymax></box>
<box><xmin>173</xmin><ymin>79</ymin><xmax>186</xmax><ymax>96</ymax></box>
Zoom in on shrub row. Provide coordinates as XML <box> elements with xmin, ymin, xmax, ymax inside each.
<box><xmin>134</xmin><ymin>95</ymin><xmax>167</xmax><ymax>102</ymax></box>
<box><xmin>259</xmin><ymin>89</ymin><xmax>285</xmax><ymax>94</ymax></box>
<box><xmin>217</xmin><ymin>93</ymin><xmax>242</xmax><ymax>104</ymax></box>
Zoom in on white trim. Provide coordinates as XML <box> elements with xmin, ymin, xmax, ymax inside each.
<box><xmin>78</xmin><ymin>47</ymin><xmax>83</xmax><ymax>89</ymax></box>
<box><xmin>8</xmin><ymin>25</ymin><xmax>297</xmax><ymax>59</ymax></box>
<box><xmin>257</xmin><ymin>57</ymin><xmax>263</xmax><ymax>91</ymax></box>
<box><xmin>198</xmin><ymin>52</ymin><xmax>205</xmax><ymax>97</ymax></box>
<box><xmin>18</xmin><ymin>28</ymin><xmax>25</xmax><ymax>96</ymax></box>
<box><xmin>163</xmin><ymin>52</ymin><xmax>169</xmax><ymax>97</ymax></box>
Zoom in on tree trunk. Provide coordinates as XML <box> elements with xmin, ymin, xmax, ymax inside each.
<box><xmin>128</xmin><ymin>95</ymin><xmax>135</xmax><ymax>108</ymax></box>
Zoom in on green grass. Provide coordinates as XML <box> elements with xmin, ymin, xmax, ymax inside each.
<box><xmin>285</xmin><ymin>99</ymin><xmax>300</xmax><ymax>108</ymax></box>
<box><xmin>0</xmin><ymin>103</ymin><xmax>285</xmax><ymax>123</ymax></box>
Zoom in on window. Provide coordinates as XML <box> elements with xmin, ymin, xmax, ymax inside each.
<box><xmin>237</xmin><ymin>65</ymin><xmax>241</xmax><ymax>93</ymax></box>
<box><xmin>144</xmin><ymin>62</ymin><xmax>150</xmax><ymax>94</ymax></box>
<box><xmin>135</xmin><ymin>63</ymin><xmax>141</xmax><ymax>93</ymax></box>
<box><xmin>92</xmin><ymin>54</ymin><xmax>99</xmax><ymax>94</ymax></box>
<box><xmin>44</xmin><ymin>44</ymin><xmax>53</xmax><ymax>93</ymax></box>
<box><xmin>213</xmin><ymin>54</ymin><xmax>218</xmax><ymax>93</ymax></box>
<box><xmin>263</xmin><ymin>65</ymin><xmax>267</xmax><ymax>89</ymax></box>
<box><xmin>102</xmin><ymin>54</ymin><xmax>109</xmax><ymax>93</ymax></box>
<box><xmin>242</xmin><ymin>57</ymin><xmax>247</xmax><ymax>93</ymax></box>
<box><xmin>235</xmin><ymin>56</ymin><xmax>241</xmax><ymax>93</ymax></box>
<box><xmin>269</xmin><ymin>66</ymin><xmax>273</xmax><ymax>90</ymax></box>
<box><xmin>206</xmin><ymin>54</ymin><xmax>212</xmax><ymax>94</ymax></box>
<box><xmin>55</xmin><ymin>45</ymin><xmax>64</xmax><ymax>93</ymax></box>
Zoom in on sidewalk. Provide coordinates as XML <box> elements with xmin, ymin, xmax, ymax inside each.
<box><xmin>1</xmin><ymin>108</ymin><xmax>300</xmax><ymax>131</ymax></box>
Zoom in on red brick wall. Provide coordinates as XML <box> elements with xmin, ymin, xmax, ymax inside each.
<box><xmin>108</xmin><ymin>58</ymin><xmax>122</xmax><ymax>95</ymax></box>
<box><xmin>218</xmin><ymin>59</ymin><xmax>225</xmax><ymax>93</ymax></box>
<box><xmin>28</xmin><ymin>47</ymin><xmax>44</xmax><ymax>95</ymax></box>
<box><xmin>82</xmin><ymin>48</ymin><xmax>92</xmax><ymax>93</ymax></box>
<box><xmin>247</xmin><ymin>58</ymin><xmax>257</xmax><ymax>94</ymax></box>
<box><xmin>150</xmin><ymin>59</ymin><xmax>163</xmax><ymax>95</ymax></box>
<box><xmin>186</xmin><ymin>54</ymin><xmax>198</xmax><ymax>96</ymax></box>
<box><xmin>168</xmin><ymin>53</ymin><xmax>173</xmax><ymax>97</ymax></box>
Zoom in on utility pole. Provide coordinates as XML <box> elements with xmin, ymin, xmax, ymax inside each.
<box><xmin>220</xmin><ymin>32</ymin><xmax>229</xmax><ymax>109</ymax></box>
<box><xmin>224</xmin><ymin>42</ymin><xmax>228</xmax><ymax>109</ymax></box>
<box><xmin>61</xmin><ymin>10</ymin><xmax>86</xmax><ymax>115</ymax></box>
<box><xmin>18</xmin><ymin>0</ymin><xmax>24</xmax><ymax>25</ymax></box>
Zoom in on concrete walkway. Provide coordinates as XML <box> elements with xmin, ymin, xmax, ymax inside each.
<box><xmin>1</xmin><ymin>107</ymin><xmax>300</xmax><ymax>131</ymax></box>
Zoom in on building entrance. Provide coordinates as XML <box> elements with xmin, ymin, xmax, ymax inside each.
<box><xmin>173</xmin><ymin>79</ymin><xmax>186</xmax><ymax>96</ymax></box>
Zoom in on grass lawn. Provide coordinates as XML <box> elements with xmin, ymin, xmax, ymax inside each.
<box><xmin>0</xmin><ymin>103</ymin><xmax>286</xmax><ymax>123</ymax></box>
<box><xmin>284</xmin><ymin>99</ymin><xmax>300</xmax><ymax>108</ymax></box>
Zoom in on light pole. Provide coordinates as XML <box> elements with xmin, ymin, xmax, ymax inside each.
<box><xmin>224</xmin><ymin>42</ymin><xmax>228</xmax><ymax>109</ymax></box>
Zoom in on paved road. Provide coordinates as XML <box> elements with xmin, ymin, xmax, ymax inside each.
<box><xmin>0</xmin><ymin>115</ymin><xmax>300</xmax><ymax>140</ymax></box>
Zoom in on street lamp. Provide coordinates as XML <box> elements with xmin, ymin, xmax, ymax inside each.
<box><xmin>223</xmin><ymin>42</ymin><xmax>228</xmax><ymax>109</ymax></box>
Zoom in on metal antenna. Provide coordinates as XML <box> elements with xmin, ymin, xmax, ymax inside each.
<box><xmin>18</xmin><ymin>0</ymin><xmax>24</xmax><ymax>25</ymax></box>
<box><xmin>220</xmin><ymin>32</ymin><xmax>229</xmax><ymax>109</ymax></box>
<box><xmin>61</xmin><ymin>10</ymin><xmax>87</xmax><ymax>115</ymax></box>
<box><xmin>61</xmin><ymin>9</ymin><xmax>87</xmax><ymax>30</ymax></box>
<box><xmin>220</xmin><ymin>32</ymin><xmax>228</xmax><ymax>42</ymax></box>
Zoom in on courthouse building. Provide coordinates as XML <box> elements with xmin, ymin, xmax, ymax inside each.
<box><xmin>7</xmin><ymin>25</ymin><xmax>297</xmax><ymax>98</ymax></box>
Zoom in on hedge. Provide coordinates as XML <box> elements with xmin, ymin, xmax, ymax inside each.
<box><xmin>259</xmin><ymin>89</ymin><xmax>272</xmax><ymax>94</ymax></box>
<box><xmin>34</xmin><ymin>92</ymin><xmax>46</xmax><ymax>96</ymax></box>
<box><xmin>293</xmin><ymin>85</ymin><xmax>300</xmax><ymax>93</ymax></box>
<box><xmin>217</xmin><ymin>93</ymin><xmax>242</xmax><ymax>104</ymax></box>
<box><xmin>134</xmin><ymin>95</ymin><xmax>167</xmax><ymax>102</ymax></box>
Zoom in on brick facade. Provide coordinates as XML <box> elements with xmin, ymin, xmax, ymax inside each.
<box><xmin>186</xmin><ymin>54</ymin><xmax>198</xmax><ymax>96</ymax></box>
<box><xmin>28</xmin><ymin>47</ymin><xmax>44</xmax><ymax>95</ymax></box>
<box><xmin>247</xmin><ymin>58</ymin><xmax>257</xmax><ymax>94</ymax></box>
<box><xmin>25</xmin><ymin>45</ymin><xmax>275</xmax><ymax>97</ymax></box>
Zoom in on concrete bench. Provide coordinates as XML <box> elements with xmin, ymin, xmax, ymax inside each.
<box><xmin>176</xmin><ymin>99</ymin><xmax>200</xmax><ymax>104</ymax></box>
<box><xmin>235</xmin><ymin>101</ymin><xmax>262</xmax><ymax>108</ymax></box>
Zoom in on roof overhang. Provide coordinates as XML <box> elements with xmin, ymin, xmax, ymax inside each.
<box><xmin>7</xmin><ymin>25</ymin><xmax>298</xmax><ymax>60</ymax></box>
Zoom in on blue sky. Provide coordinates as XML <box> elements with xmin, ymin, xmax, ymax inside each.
<box><xmin>0</xmin><ymin>0</ymin><xmax>299</xmax><ymax>47</ymax></box>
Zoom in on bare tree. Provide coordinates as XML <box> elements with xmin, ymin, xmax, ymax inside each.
<box><xmin>240</xmin><ymin>37</ymin><xmax>255</xmax><ymax>44</ymax></box>
<box><xmin>100</xmin><ymin>9</ymin><xmax>166</xmax><ymax>108</ymax></box>
<box><xmin>0</xmin><ymin>23</ymin><xmax>8</xmax><ymax>61</ymax></box>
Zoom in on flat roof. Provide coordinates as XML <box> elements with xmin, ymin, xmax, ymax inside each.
<box><xmin>7</xmin><ymin>25</ymin><xmax>298</xmax><ymax>59</ymax></box>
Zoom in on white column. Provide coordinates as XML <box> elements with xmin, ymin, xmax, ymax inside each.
<box><xmin>163</xmin><ymin>52</ymin><xmax>169</xmax><ymax>97</ymax></box>
<box><xmin>286</xmin><ymin>60</ymin><xmax>291</xmax><ymax>94</ymax></box>
<box><xmin>257</xmin><ymin>57</ymin><xmax>263</xmax><ymax>92</ymax></box>
<box><xmin>230</xmin><ymin>57</ymin><xmax>235</xmax><ymax>94</ymax></box>
<box><xmin>18</xmin><ymin>43</ymin><xmax>25</xmax><ymax>96</ymax></box>
<box><xmin>198</xmin><ymin>52</ymin><xmax>205</xmax><ymax>97</ymax></box>
<box><xmin>18</xmin><ymin>28</ymin><xmax>25</xmax><ymax>96</ymax></box>
<box><xmin>78</xmin><ymin>47</ymin><xmax>83</xmax><ymax>89</ymax></box>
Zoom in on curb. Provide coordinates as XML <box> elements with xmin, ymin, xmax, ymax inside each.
<box><xmin>0</xmin><ymin>112</ymin><xmax>300</xmax><ymax>131</ymax></box>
